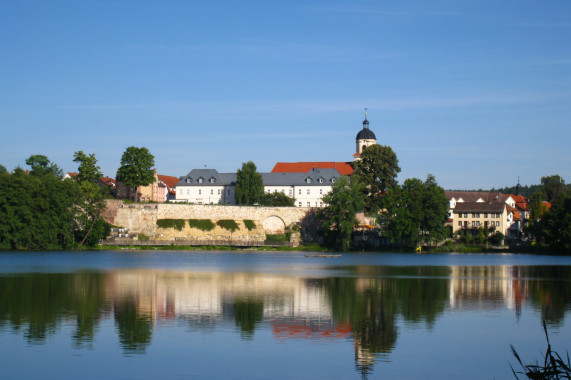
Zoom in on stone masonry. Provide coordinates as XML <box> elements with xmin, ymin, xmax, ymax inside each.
<box><xmin>102</xmin><ymin>200</ymin><xmax>311</xmax><ymax>242</ymax></box>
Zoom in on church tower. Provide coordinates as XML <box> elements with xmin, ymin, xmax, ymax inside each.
<box><xmin>353</xmin><ymin>111</ymin><xmax>377</xmax><ymax>161</ymax></box>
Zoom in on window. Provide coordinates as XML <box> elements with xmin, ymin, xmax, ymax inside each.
<box><xmin>458</xmin><ymin>221</ymin><xmax>462</xmax><ymax>226</ymax></box>
<box><xmin>332</xmin><ymin>178</ymin><xmax>336</xmax><ymax>183</ymax></box>
<box><xmin>307</xmin><ymin>178</ymin><xmax>311</xmax><ymax>183</ymax></box>
<box><xmin>472</xmin><ymin>221</ymin><xmax>476</xmax><ymax>227</ymax></box>
<box><xmin>307</xmin><ymin>202</ymin><xmax>310</xmax><ymax>207</ymax></box>
<box><xmin>472</xmin><ymin>213</ymin><xmax>476</xmax><ymax>218</ymax></box>
<box><xmin>227</xmin><ymin>189</ymin><xmax>230</xmax><ymax>195</ymax></box>
<box><xmin>476</xmin><ymin>213</ymin><xmax>480</xmax><ymax>217</ymax></box>
<box><xmin>464</xmin><ymin>213</ymin><xmax>468</xmax><ymax>218</ymax></box>
<box><xmin>186</xmin><ymin>189</ymin><xmax>190</xmax><ymax>195</ymax></box>
<box><xmin>281</xmin><ymin>189</ymin><xmax>285</xmax><ymax>194</ymax></box>
<box><xmin>199</xmin><ymin>190</ymin><xmax>201</xmax><ymax>195</ymax></box>
<box><xmin>298</xmin><ymin>202</ymin><xmax>302</xmax><ymax>207</ymax></box>
<box><xmin>289</xmin><ymin>189</ymin><xmax>292</xmax><ymax>196</ymax></box>
<box><xmin>319</xmin><ymin>189</ymin><xmax>323</xmax><ymax>195</ymax></box>
<box><xmin>319</xmin><ymin>178</ymin><xmax>323</xmax><ymax>183</ymax></box>
<box><xmin>319</xmin><ymin>202</ymin><xmax>323</xmax><ymax>207</ymax></box>
<box><xmin>484</xmin><ymin>213</ymin><xmax>488</xmax><ymax>218</ymax></box>
<box><xmin>210</xmin><ymin>190</ymin><xmax>213</xmax><ymax>195</ymax></box>
<box><xmin>198</xmin><ymin>178</ymin><xmax>202</xmax><ymax>183</ymax></box>
<box><xmin>307</xmin><ymin>189</ymin><xmax>310</xmax><ymax>195</ymax></box>
<box><xmin>299</xmin><ymin>189</ymin><xmax>301</xmax><ymax>195</ymax></box>
<box><xmin>267</xmin><ymin>189</ymin><xmax>270</xmax><ymax>193</ymax></box>
<box><xmin>458</xmin><ymin>214</ymin><xmax>462</xmax><ymax>218</ymax></box>
<box><xmin>218</xmin><ymin>189</ymin><xmax>221</xmax><ymax>195</ymax></box>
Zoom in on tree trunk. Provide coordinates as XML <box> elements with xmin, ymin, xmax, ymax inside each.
<box><xmin>78</xmin><ymin>214</ymin><xmax>98</xmax><ymax>249</ymax></box>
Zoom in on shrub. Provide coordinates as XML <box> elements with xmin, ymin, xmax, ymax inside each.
<box><xmin>188</xmin><ymin>219</ymin><xmax>216</xmax><ymax>231</ymax></box>
<box><xmin>243</xmin><ymin>220</ymin><xmax>256</xmax><ymax>231</ymax></box>
<box><xmin>217</xmin><ymin>219</ymin><xmax>240</xmax><ymax>232</ymax></box>
<box><xmin>156</xmin><ymin>219</ymin><xmax>185</xmax><ymax>231</ymax></box>
<box><xmin>265</xmin><ymin>234</ymin><xmax>288</xmax><ymax>242</ymax></box>
<box><xmin>138</xmin><ymin>233</ymin><xmax>150</xmax><ymax>241</ymax></box>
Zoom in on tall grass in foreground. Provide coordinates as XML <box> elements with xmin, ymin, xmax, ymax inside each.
<box><xmin>511</xmin><ymin>321</ymin><xmax>571</xmax><ymax>379</ymax></box>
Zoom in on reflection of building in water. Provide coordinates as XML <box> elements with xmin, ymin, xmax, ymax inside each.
<box><xmin>448</xmin><ymin>266</ymin><xmax>527</xmax><ymax>314</ymax></box>
<box><xmin>105</xmin><ymin>270</ymin><xmax>334</xmax><ymax>325</ymax></box>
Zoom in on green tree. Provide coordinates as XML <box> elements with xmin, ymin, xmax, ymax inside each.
<box><xmin>235</xmin><ymin>161</ymin><xmax>263</xmax><ymax>205</ymax></box>
<box><xmin>25</xmin><ymin>154</ymin><xmax>63</xmax><ymax>179</ymax></box>
<box><xmin>257</xmin><ymin>192</ymin><xmax>295</xmax><ymax>206</ymax></box>
<box><xmin>116</xmin><ymin>147</ymin><xmax>155</xmax><ymax>201</ymax></box>
<box><xmin>540</xmin><ymin>175</ymin><xmax>566</xmax><ymax>202</ymax></box>
<box><xmin>352</xmin><ymin>144</ymin><xmax>400</xmax><ymax>213</ymax></box>
<box><xmin>73</xmin><ymin>151</ymin><xmax>109</xmax><ymax>248</ymax></box>
<box><xmin>319</xmin><ymin>176</ymin><xmax>364</xmax><ymax>251</ymax></box>
<box><xmin>382</xmin><ymin>175</ymin><xmax>448</xmax><ymax>247</ymax></box>
<box><xmin>0</xmin><ymin>169</ymin><xmax>83</xmax><ymax>249</ymax></box>
<box><xmin>0</xmin><ymin>164</ymin><xmax>7</xmax><ymax>174</ymax></box>
<box><xmin>535</xmin><ymin>193</ymin><xmax>571</xmax><ymax>252</ymax></box>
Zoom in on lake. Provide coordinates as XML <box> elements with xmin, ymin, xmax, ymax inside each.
<box><xmin>0</xmin><ymin>250</ymin><xmax>570</xmax><ymax>379</ymax></box>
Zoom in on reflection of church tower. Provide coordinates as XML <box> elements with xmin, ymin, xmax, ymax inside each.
<box><xmin>354</xmin><ymin>110</ymin><xmax>377</xmax><ymax>161</ymax></box>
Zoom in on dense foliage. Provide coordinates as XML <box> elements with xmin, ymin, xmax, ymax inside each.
<box><xmin>352</xmin><ymin>144</ymin><xmax>400</xmax><ymax>214</ymax></box>
<box><xmin>156</xmin><ymin>219</ymin><xmax>185</xmax><ymax>231</ymax></box>
<box><xmin>243</xmin><ymin>220</ymin><xmax>256</xmax><ymax>231</ymax></box>
<box><xmin>257</xmin><ymin>192</ymin><xmax>295</xmax><ymax>206</ymax></box>
<box><xmin>319</xmin><ymin>176</ymin><xmax>365</xmax><ymax>251</ymax></box>
<box><xmin>116</xmin><ymin>146</ymin><xmax>155</xmax><ymax>201</ymax></box>
<box><xmin>25</xmin><ymin>154</ymin><xmax>64</xmax><ymax>179</ymax></box>
<box><xmin>532</xmin><ymin>193</ymin><xmax>571</xmax><ymax>252</ymax></box>
<box><xmin>188</xmin><ymin>219</ymin><xmax>216</xmax><ymax>231</ymax></box>
<box><xmin>381</xmin><ymin>175</ymin><xmax>449</xmax><ymax>247</ymax></box>
<box><xmin>235</xmin><ymin>161</ymin><xmax>263</xmax><ymax>205</ymax></box>
<box><xmin>216</xmin><ymin>219</ymin><xmax>240</xmax><ymax>232</ymax></box>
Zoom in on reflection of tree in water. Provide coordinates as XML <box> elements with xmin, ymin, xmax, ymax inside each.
<box><xmin>114</xmin><ymin>297</ymin><xmax>154</xmax><ymax>354</ymax></box>
<box><xmin>0</xmin><ymin>272</ymin><xmax>108</xmax><ymax>346</ymax></box>
<box><xmin>232</xmin><ymin>299</ymin><xmax>264</xmax><ymax>340</ymax></box>
<box><xmin>324</xmin><ymin>268</ymin><xmax>449</xmax><ymax>378</ymax></box>
<box><xmin>521</xmin><ymin>266</ymin><xmax>571</xmax><ymax>326</ymax></box>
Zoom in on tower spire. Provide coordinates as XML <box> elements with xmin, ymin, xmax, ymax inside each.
<box><xmin>362</xmin><ymin>107</ymin><xmax>369</xmax><ymax>129</ymax></box>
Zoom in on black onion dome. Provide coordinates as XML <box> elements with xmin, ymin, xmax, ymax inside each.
<box><xmin>356</xmin><ymin>128</ymin><xmax>376</xmax><ymax>140</ymax></box>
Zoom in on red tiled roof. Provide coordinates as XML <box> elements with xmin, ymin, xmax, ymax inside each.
<box><xmin>271</xmin><ymin>162</ymin><xmax>354</xmax><ymax>176</ymax></box>
<box><xmin>158</xmin><ymin>174</ymin><xmax>179</xmax><ymax>194</ymax></box>
<box><xmin>100</xmin><ymin>177</ymin><xmax>116</xmax><ymax>187</ymax></box>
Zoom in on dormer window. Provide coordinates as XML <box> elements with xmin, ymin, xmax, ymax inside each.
<box><xmin>198</xmin><ymin>178</ymin><xmax>203</xmax><ymax>183</ymax></box>
<box><xmin>306</xmin><ymin>178</ymin><xmax>312</xmax><ymax>183</ymax></box>
<box><xmin>210</xmin><ymin>177</ymin><xmax>215</xmax><ymax>183</ymax></box>
<box><xmin>331</xmin><ymin>178</ymin><xmax>336</xmax><ymax>183</ymax></box>
<box><xmin>319</xmin><ymin>178</ymin><xmax>324</xmax><ymax>183</ymax></box>
<box><xmin>186</xmin><ymin>178</ymin><xmax>191</xmax><ymax>183</ymax></box>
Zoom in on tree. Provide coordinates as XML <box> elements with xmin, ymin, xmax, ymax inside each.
<box><xmin>534</xmin><ymin>193</ymin><xmax>571</xmax><ymax>252</ymax></box>
<box><xmin>25</xmin><ymin>154</ymin><xmax>63</xmax><ymax>179</ymax></box>
<box><xmin>319</xmin><ymin>176</ymin><xmax>364</xmax><ymax>251</ymax></box>
<box><xmin>235</xmin><ymin>161</ymin><xmax>263</xmax><ymax>205</ymax></box>
<box><xmin>116</xmin><ymin>147</ymin><xmax>155</xmax><ymax>201</ymax></box>
<box><xmin>382</xmin><ymin>175</ymin><xmax>449</xmax><ymax>247</ymax></box>
<box><xmin>73</xmin><ymin>151</ymin><xmax>109</xmax><ymax>248</ymax></box>
<box><xmin>540</xmin><ymin>175</ymin><xmax>566</xmax><ymax>202</ymax></box>
<box><xmin>352</xmin><ymin>144</ymin><xmax>400</xmax><ymax>214</ymax></box>
<box><xmin>0</xmin><ymin>164</ymin><xmax>7</xmax><ymax>174</ymax></box>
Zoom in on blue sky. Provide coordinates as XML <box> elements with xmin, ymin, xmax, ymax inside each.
<box><xmin>1</xmin><ymin>0</ymin><xmax>570</xmax><ymax>190</ymax></box>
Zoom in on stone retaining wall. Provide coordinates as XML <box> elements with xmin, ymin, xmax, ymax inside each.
<box><xmin>102</xmin><ymin>200</ymin><xmax>311</xmax><ymax>243</ymax></box>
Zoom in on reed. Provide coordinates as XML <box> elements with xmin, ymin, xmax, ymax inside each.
<box><xmin>510</xmin><ymin>320</ymin><xmax>571</xmax><ymax>379</ymax></box>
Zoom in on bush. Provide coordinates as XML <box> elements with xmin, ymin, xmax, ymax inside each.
<box><xmin>156</xmin><ymin>219</ymin><xmax>185</xmax><ymax>231</ymax></box>
<box><xmin>265</xmin><ymin>234</ymin><xmax>288</xmax><ymax>242</ymax></box>
<box><xmin>138</xmin><ymin>233</ymin><xmax>150</xmax><ymax>241</ymax></box>
<box><xmin>490</xmin><ymin>231</ymin><xmax>505</xmax><ymax>245</ymax></box>
<box><xmin>216</xmin><ymin>219</ymin><xmax>240</xmax><ymax>232</ymax></box>
<box><xmin>243</xmin><ymin>220</ymin><xmax>256</xmax><ymax>231</ymax></box>
<box><xmin>188</xmin><ymin>219</ymin><xmax>216</xmax><ymax>231</ymax></box>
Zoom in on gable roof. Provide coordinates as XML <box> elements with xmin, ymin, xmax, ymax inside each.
<box><xmin>158</xmin><ymin>174</ymin><xmax>179</xmax><ymax>194</ymax></box>
<box><xmin>177</xmin><ymin>169</ymin><xmax>237</xmax><ymax>187</ymax></box>
<box><xmin>445</xmin><ymin>191</ymin><xmax>507</xmax><ymax>203</ymax></box>
<box><xmin>272</xmin><ymin>162</ymin><xmax>354</xmax><ymax>176</ymax></box>
<box><xmin>453</xmin><ymin>201</ymin><xmax>506</xmax><ymax>213</ymax></box>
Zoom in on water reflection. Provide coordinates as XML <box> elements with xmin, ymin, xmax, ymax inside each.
<box><xmin>0</xmin><ymin>265</ymin><xmax>570</xmax><ymax>376</ymax></box>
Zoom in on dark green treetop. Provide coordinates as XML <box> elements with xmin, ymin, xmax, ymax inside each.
<box><xmin>116</xmin><ymin>146</ymin><xmax>155</xmax><ymax>201</ymax></box>
<box><xmin>25</xmin><ymin>154</ymin><xmax>63</xmax><ymax>179</ymax></box>
<box><xmin>235</xmin><ymin>161</ymin><xmax>263</xmax><ymax>205</ymax></box>
<box><xmin>352</xmin><ymin>144</ymin><xmax>400</xmax><ymax>214</ymax></box>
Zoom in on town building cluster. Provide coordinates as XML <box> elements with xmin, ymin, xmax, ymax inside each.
<box><xmin>76</xmin><ymin>114</ymin><xmax>540</xmax><ymax>242</ymax></box>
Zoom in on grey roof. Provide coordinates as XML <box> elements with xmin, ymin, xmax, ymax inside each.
<box><xmin>176</xmin><ymin>167</ymin><xmax>342</xmax><ymax>187</ymax></box>
<box><xmin>177</xmin><ymin>169</ymin><xmax>236</xmax><ymax>186</ymax></box>
<box><xmin>356</xmin><ymin>127</ymin><xmax>376</xmax><ymax>140</ymax></box>
<box><xmin>262</xmin><ymin>168</ymin><xmax>341</xmax><ymax>186</ymax></box>
<box><xmin>453</xmin><ymin>202</ymin><xmax>506</xmax><ymax>213</ymax></box>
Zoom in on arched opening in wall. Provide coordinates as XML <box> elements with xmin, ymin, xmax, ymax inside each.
<box><xmin>262</xmin><ymin>216</ymin><xmax>286</xmax><ymax>234</ymax></box>
<box><xmin>362</xmin><ymin>145</ymin><xmax>367</xmax><ymax>152</ymax></box>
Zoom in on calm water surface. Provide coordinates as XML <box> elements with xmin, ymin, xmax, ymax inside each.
<box><xmin>0</xmin><ymin>251</ymin><xmax>570</xmax><ymax>379</ymax></box>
